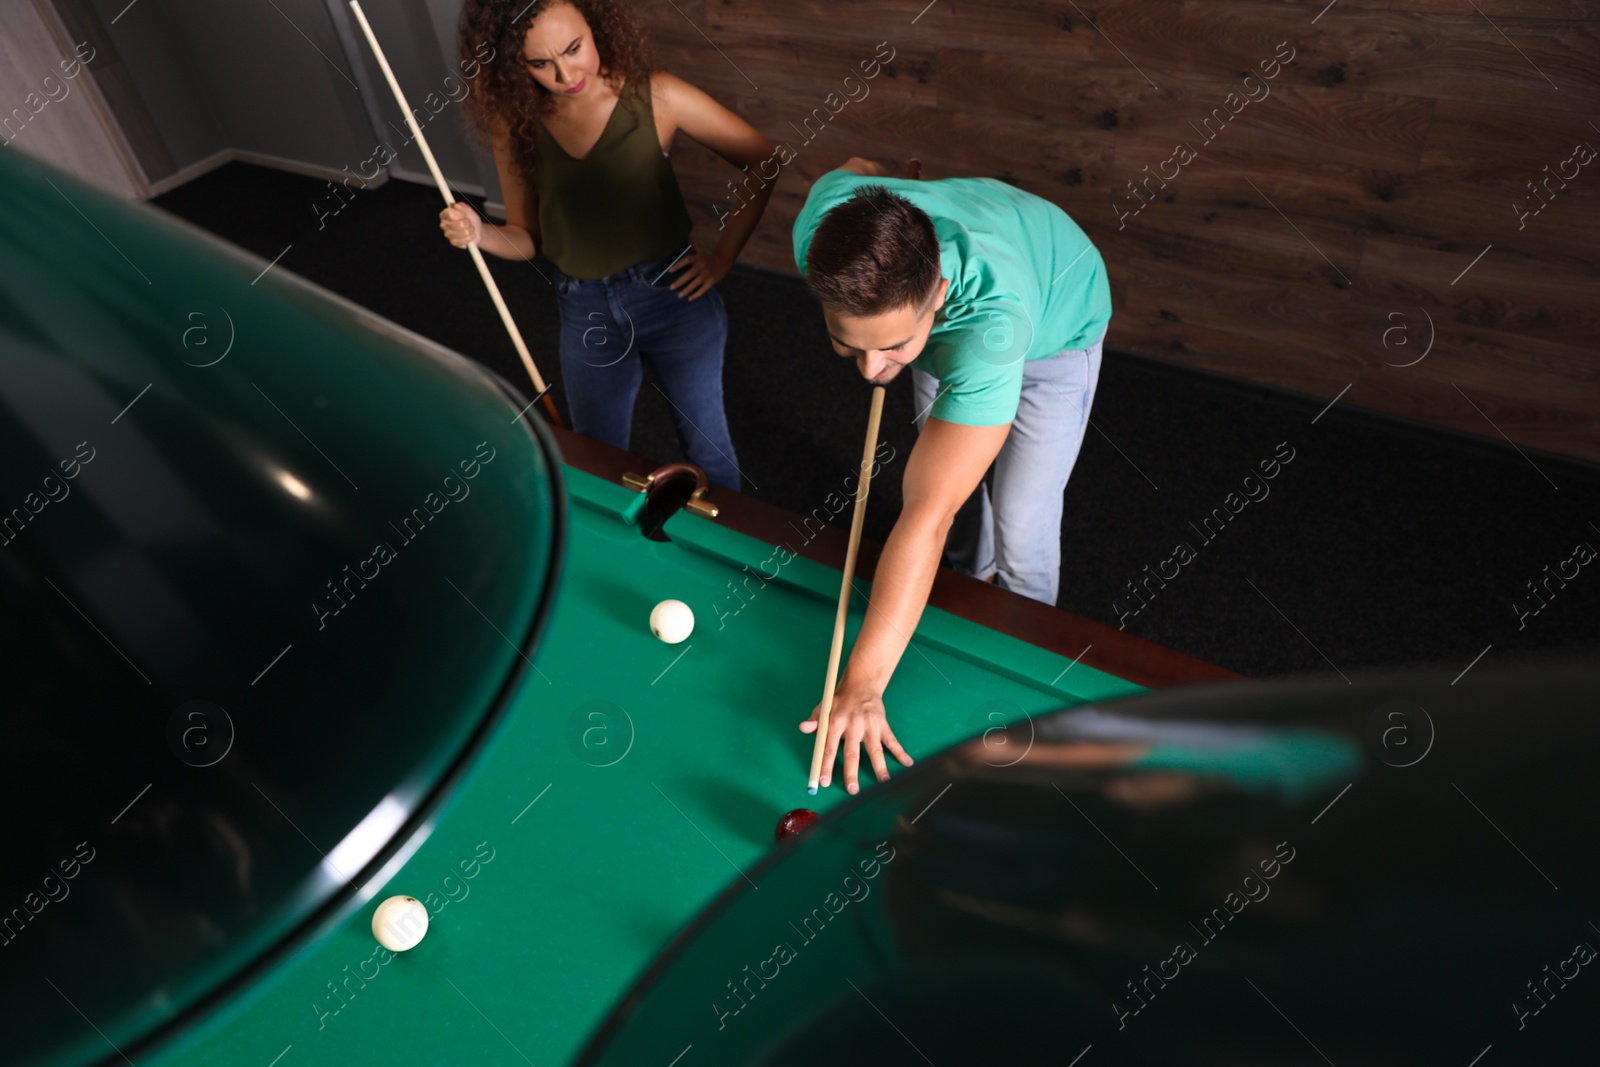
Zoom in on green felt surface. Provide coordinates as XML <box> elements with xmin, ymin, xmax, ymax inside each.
<box><xmin>148</xmin><ymin>467</ymin><xmax>1144</xmax><ymax>1067</ymax></box>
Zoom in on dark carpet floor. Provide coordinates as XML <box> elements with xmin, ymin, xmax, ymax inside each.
<box><xmin>152</xmin><ymin>162</ymin><xmax>1600</xmax><ymax>680</ymax></box>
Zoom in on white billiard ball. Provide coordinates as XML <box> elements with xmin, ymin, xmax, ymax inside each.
<box><xmin>650</xmin><ymin>599</ymin><xmax>694</xmax><ymax>644</ymax></box>
<box><xmin>372</xmin><ymin>894</ymin><xmax>429</xmax><ymax>951</ymax></box>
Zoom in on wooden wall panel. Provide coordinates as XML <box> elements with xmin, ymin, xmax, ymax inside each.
<box><xmin>1356</xmin><ymin>240</ymin><xmax>1598</xmax><ymax>348</ymax></box>
<box><xmin>639</xmin><ymin>0</ymin><xmax>1600</xmax><ymax>464</ymax></box>
<box><xmin>694</xmin><ymin>0</ymin><xmax>1105</xmax><ymax>60</ymax></box>
<box><xmin>1399</xmin><ymin>2</ymin><xmax>1589</xmax><ymax>16</ymax></box>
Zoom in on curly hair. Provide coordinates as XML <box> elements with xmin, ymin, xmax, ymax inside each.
<box><xmin>805</xmin><ymin>187</ymin><xmax>942</xmax><ymax>317</ymax></box>
<box><xmin>459</xmin><ymin>0</ymin><xmax>654</xmax><ymax>185</ymax></box>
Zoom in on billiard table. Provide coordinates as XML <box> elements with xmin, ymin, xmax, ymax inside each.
<box><xmin>0</xmin><ymin>146</ymin><xmax>1233</xmax><ymax>1067</ymax></box>
<box><xmin>137</xmin><ymin>435</ymin><xmax>1234</xmax><ymax>1067</ymax></box>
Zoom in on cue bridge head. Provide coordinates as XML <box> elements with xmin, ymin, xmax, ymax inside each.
<box><xmin>624</xmin><ymin>463</ymin><xmax>719</xmax><ymax>540</ymax></box>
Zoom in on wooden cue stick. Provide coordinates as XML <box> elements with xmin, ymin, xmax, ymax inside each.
<box><xmin>347</xmin><ymin>1</ymin><xmax>562</xmax><ymax>428</ymax></box>
<box><xmin>807</xmin><ymin>384</ymin><xmax>886</xmax><ymax>794</ymax></box>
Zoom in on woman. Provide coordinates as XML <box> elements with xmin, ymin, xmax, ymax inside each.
<box><xmin>444</xmin><ymin>0</ymin><xmax>774</xmax><ymax>490</ymax></box>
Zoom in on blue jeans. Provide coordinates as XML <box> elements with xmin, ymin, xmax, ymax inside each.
<box><xmin>554</xmin><ymin>251</ymin><xmax>741</xmax><ymax>490</ymax></box>
<box><xmin>912</xmin><ymin>328</ymin><xmax>1105</xmax><ymax>605</ymax></box>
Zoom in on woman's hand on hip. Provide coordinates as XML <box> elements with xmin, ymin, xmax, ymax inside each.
<box><xmin>670</xmin><ymin>246</ymin><xmax>730</xmax><ymax>300</ymax></box>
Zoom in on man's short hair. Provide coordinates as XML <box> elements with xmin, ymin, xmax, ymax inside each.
<box><xmin>804</xmin><ymin>186</ymin><xmax>941</xmax><ymax>317</ymax></box>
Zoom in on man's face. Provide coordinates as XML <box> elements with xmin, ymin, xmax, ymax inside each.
<box><xmin>824</xmin><ymin>280</ymin><xmax>949</xmax><ymax>384</ymax></box>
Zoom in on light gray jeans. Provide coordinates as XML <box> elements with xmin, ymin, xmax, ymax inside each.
<box><xmin>912</xmin><ymin>328</ymin><xmax>1105</xmax><ymax>606</ymax></box>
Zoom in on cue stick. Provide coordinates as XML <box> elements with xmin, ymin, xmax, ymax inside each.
<box><xmin>348</xmin><ymin>1</ymin><xmax>562</xmax><ymax>428</ymax></box>
<box><xmin>807</xmin><ymin>385</ymin><xmax>886</xmax><ymax>794</ymax></box>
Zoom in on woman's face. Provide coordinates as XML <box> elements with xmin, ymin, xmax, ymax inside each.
<box><xmin>520</xmin><ymin>2</ymin><xmax>601</xmax><ymax>100</ymax></box>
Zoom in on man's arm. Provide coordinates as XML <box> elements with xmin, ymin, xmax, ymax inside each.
<box><xmin>802</xmin><ymin>415</ymin><xmax>1011</xmax><ymax>792</ymax></box>
<box><xmin>837</xmin><ymin>416</ymin><xmax>1009</xmax><ymax>688</ymax></box>
<box><xmin>839</xmin><ymin>156</ymin><xmax>893</xmax><ymax>178</ymax></box>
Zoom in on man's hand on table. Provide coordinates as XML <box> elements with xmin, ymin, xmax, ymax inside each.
<box><xmin>801</xmin><ymin>677</ymin><xmax>914</xmax><ymax>794</ymax></box>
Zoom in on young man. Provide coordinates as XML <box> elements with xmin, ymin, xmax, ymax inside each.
<box><xmin>792</xmin><ymin>158</ymin><xmax>1110</xmax><ymax>794</ymax></box>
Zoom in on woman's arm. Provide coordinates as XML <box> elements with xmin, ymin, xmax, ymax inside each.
<box><xmin>440</xmin><ymin>130</ymin><xmax>540</xmax><ymax>263</ymax></box>
<box><xmin>652</xmin><ymin>71</ymin><xmax>777</xmax><ymax>299</ymax></box>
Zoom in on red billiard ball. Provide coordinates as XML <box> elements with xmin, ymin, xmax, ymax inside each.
<box><xmin>775</xmin><ymin>808</ymin><xmax>819</xmax><ymax>842</ymax></box>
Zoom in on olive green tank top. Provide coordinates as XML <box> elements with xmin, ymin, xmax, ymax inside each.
<box><xmin>534</xmin><ymin>76</ymin><xmax>693</xmax><ymax>280</ymax></box>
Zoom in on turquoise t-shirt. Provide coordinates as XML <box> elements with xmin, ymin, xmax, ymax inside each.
<box><xmin>793</xmin><ymin>170</ymin><xmax>1111</xmax><ymax>426</ymax></box>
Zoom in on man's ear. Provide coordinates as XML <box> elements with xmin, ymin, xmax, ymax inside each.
<box><xmin>932</xmin><ymin>277</ymin><xmax>950</xmax><ymax>313</ymax></box>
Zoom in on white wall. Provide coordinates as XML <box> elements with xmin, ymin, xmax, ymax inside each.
<box><xmin>2</xmin><ymin>1</ymin><xmax>142</xmax><ymax>197</ymax></box>
<box><xmin>82</xmin><ymin>0</ymin><xmax>226</xmax><ymax>173</ymax></box>
<box><xmin>332</xmin><ymin>0</ymin><xmax>494</xmax><ymax>196</ymax></box>
<box><xmin>80</xmin><ymin>0</ymin><xmax>496</xmax><ymax>199</ymax></box>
